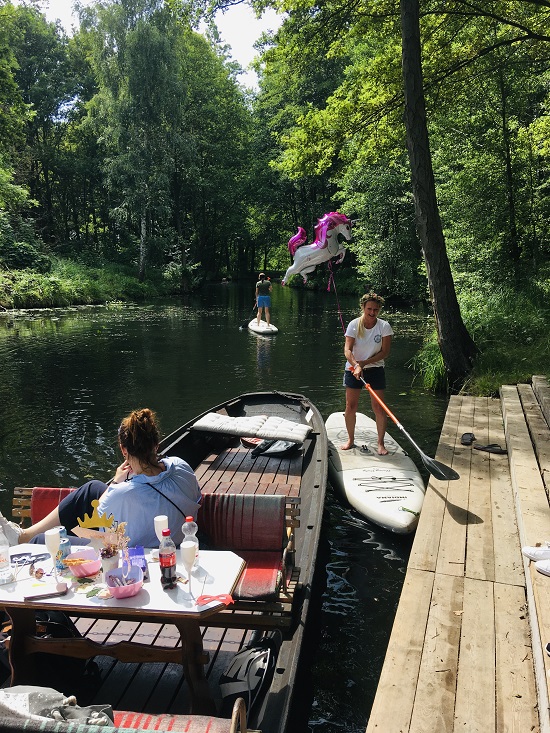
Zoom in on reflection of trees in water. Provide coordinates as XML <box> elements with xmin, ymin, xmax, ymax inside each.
<box><xmin>256</xmin><ymin>335</ymin><xmax>273</xmax><ymax>372</ymax></box>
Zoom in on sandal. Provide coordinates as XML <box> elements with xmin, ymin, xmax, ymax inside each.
<box><xmin>473</xmin><ymin>443</ymin><xmax>507</xmax><ymax>455</ymax></box>
<box><xmin>460</xmin><ymin>432</ymin><xmax>476</xmax><ymax>446</ymax></box>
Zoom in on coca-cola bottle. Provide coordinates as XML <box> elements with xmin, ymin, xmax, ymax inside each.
<box><xmin>159</xmin><ymin>528</ymin><xmax>177</xmax><ymax>590</ymax></box>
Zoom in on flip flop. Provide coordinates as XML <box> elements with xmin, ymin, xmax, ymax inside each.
<box><xmin>461</xmin><ymin>432</ymin><xmax>476</xmax><ymax>446</ymax></box>
<box><xmin>473</xmin><ymin>443</ymin><xmax>507</xmax><ymax>454</ymax></box>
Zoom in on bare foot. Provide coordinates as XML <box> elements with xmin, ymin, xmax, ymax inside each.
<box><xmin>377</xmin><ymin>445</ymin><xmax>388</xmax><ymax>456</ymax></box>
<box><xmin>341</xmin><ymin>441</ymin><xmax>355</xmax><ymax>451</ymax></box>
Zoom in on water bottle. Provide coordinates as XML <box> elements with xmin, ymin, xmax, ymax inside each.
<box><xmin>159</xmin><ymin>528</ymin><xmax>177</xmax><ymax>590</ymax></box>
<box><xmin>182</xmin><ymin>515</ymin><xmax>199</xmax><ymax>569</ymax></box>
<box><xmin>0</xmin><ymin>528</ymin><xmax>13</xmax><ymax>585</ymax></box>
<box><xmin>56</xmin><ymin>537</ymin><xmax>71</xmax><ymax>570</ymax></box>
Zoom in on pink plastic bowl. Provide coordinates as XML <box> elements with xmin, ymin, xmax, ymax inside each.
<box><xmin>105</xmin><ymin>565</ymin><xmax>144</xmax><ymax>599</ymax></box>
<box><xmin>66</xmin><ymin>548</ymin><xmax>102</xmax><ymax>577</ymax></box>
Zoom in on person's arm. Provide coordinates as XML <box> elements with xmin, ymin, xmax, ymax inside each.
<box><xmin>344</xmin><ymin>335</ymin><xmax>363</xmax><ymax>378</ymax></box>
<box><xmin>112</xmin><ymin>460</ymin><xmax>132</xmax><ymax>484</ymax></box>
<box><xmin>364</xmin><ymin>335</ymin><xmax>392</xmax><ymax>367</ymax></box>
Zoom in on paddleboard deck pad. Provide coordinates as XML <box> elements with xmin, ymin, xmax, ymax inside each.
<box><xmin>326</xmin><ymin>411</ymin><xmax>425</xmax><ymax>534</ymax></box>
<box><xmin>248</xmin><ymin>319</ymin><xmax>278</xmax><ymax>334</ymax></box>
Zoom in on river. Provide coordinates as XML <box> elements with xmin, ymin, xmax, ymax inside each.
<box><xmin>0</xmin><ymin>283</ymin><xmax>448</xmax><ymax>732</ymax></box>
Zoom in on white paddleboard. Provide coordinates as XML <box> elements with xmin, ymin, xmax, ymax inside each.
<box><xmin>326</xmin><ymin>412</ymin><xmax>425</xmax><ymax>534</ymax></box>
<box><xmin>248</xmin><ymin>319</ymin><xmax>278</xmax><ymax>334</ymax></box>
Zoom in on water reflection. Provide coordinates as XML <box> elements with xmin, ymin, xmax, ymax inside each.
<box><xmin>0</xmin><ymin>287</ymin><xmax>448</xmax><ymax>732</ymax></box>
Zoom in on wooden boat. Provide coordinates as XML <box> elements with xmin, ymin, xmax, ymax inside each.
<box><xmin>159</xmin><ymin>390</ymin><xmax>326</xmax><ymax>732</ymax></box>
<box><xmin>326</xmin><ymin>411</ymin><xmax>425</xmax><ymax>534</ymax></box>
<box><xmin>10</xmin><ymin>391</ymin><xmax>328</xmax><ymax>733</ymax></box>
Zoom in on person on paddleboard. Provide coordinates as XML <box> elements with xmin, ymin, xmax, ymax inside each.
<box><xmin>342</xmin><ymin>293</ymin><xmax>393</xmax><ymax>454</ymax></box>
<box><xmin>255</xmin><ymin>273</ymin><xmax>273</xmax><ymax>328</ymax></box>
<box><xmin>0</xmin><ymin>409</ymin><xmax>201</xmax><ymax>548</ymax></box>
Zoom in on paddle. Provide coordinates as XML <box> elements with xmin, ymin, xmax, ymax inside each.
<box><xmin>355</xmin><ymin>372</ymin><xmax>460</xmax><ymax>481</ymax></box>
<box><xmin>239</xmin><ymin>303</ymin><xmax>257</xmax><ymax>329</ymax></box>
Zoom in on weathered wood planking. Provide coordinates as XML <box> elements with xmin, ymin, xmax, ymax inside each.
<box><xmin>366</xmin><ymin>393</ymin><xmax>540</xmax><ymax>733</ymax></box>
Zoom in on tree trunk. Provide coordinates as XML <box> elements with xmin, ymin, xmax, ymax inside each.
<box><xmin>400</xmin><ymin>0</ymin><xmax>477</xmax><ymax>390</ymax></box>
<box><xmin>138</xmin><ymin>208</ymin><xmax>147</xmax><ymax>283</ymax></box>
<box><xmin>497</xmin><ymin>65</ymin><xmax>520</xmax><ymax>269</ymax></box>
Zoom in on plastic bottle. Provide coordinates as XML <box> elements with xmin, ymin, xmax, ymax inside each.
<box><xmin>159</xmin><ymin>528</ymin><xmax>177</xmax><ymax>589</ymax></box>
<box><xmin>182</xmin><ymin>516</ymin><xmax>199</xmax><ymax>568</ymax></box>
<box><xmin>0</xmin><ymin>528</ymin><xmax>13</xmax><ymax>585</ymax></box>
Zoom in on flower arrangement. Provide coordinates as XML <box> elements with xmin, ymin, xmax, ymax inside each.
<box><xmin>100</xmin><ymin>521</ymin><xmax>130</xmax><ymax>566</ymax></box>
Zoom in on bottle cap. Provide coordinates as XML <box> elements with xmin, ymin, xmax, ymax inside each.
<box><xmin>162</xmin><ymin>528</ymin><xmax>171</xmax><ymax>536</ymax></box>
<box><xmin>185</xmin><ymin>516</ymin><xmax>194</xmax><ymax>522</ymax></box>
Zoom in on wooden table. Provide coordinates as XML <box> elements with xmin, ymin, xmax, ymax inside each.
<box><xmin>1</xmin><ymin>544</ymin><xmax>244</xmax><ymax>715</ymax></box>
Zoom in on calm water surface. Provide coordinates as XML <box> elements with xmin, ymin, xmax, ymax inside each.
<box><xmin>0</xmin><ymin>284</ymin><xmax>447</xmax><ymax>732</ymax></box>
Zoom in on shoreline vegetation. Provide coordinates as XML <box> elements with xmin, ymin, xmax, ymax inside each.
<box><xmin>1</xmin><ymin>259</ymin><xmax>549</xmax><ymax>398</ymax></box>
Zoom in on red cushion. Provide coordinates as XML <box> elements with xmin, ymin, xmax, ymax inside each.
<box><xmin>114</xmin><ymin>711</ymin><xmax>233</xmax><ymax>732</ymax></box>
<box><xmin>233</xmin><ymin>550</ymin><xmax>282</xmax><ymax>601</ymax></box>
<box><xmin>198</xmin><ymin>494</ymin><xmax>285</xmax><ymax>551</ymax></box>
<box><xmin>30</xmin><ymin>487</ymin><xmax>75</xmax><ymax>523</ymax></box>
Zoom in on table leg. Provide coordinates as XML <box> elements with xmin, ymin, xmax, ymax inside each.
<box><xmin>6</xmin><ymin>607</ymin><xmax>39</xmax><ymax>685</ymax></box>
<box><xmin>174</xmin><ymin>620</ymin><xmax>216</xmax><ymax>715</ymax></box>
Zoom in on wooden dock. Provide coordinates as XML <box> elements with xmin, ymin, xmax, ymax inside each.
<box><xmin>366</xmin><ymin>375</ymin><xmax>550</xmax><ymax>733</ymax></box>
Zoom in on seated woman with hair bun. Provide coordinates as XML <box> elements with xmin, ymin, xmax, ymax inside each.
<box><xmin>1</xmin><ymin>408</ymin><xmax>202</xmax><ymax>548</ymax></box>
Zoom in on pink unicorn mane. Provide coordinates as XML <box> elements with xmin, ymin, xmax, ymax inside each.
<box><xmin>312</xmin><ymin>211</ymin><xmax>350</xmax><ymax>250</ymax></box>
<box><xmin>288</xmin><ymin>226</ymin><xmax>308</xmax><ymax>256</ymax></box>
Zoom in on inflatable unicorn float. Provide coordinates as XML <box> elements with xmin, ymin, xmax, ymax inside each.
<box><xmin>281</xmin><ymin>211</ymin><xmax>352</xmax><ymax>285</ymax></box>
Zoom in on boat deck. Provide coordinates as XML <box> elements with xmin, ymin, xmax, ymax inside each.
<box><xmin>366</xmin><ymin>375</ymin><xmax>550</xmax><ymax>733</ymax></box>
<box><xmin>9</xmin><ymin>439</ymin><xmax>307</xmax><ymax>717</ymax></box>
<box><xmin>195</xmin><ymin>443</ymin><xmax>303</xmax><ymax>497</ymax></box>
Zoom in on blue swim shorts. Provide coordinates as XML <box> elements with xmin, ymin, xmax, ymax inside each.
<box><xmin>257</xmin><ymin>296</ymin><xmax>271</xmax><ymax>307</ymax></box>
<box><xmin>343</xmin><ymin>366</ymin><xmax>386</xmax><ymax>391</ymax></box>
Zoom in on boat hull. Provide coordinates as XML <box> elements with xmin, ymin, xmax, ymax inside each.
<box><xmin>161</xmin><ymin>391</ymin><xmax>328</xmax><ymax>733</ymax></box>
<box><xmin>326</xmin><ymin>411</ymin><xmax>425</xmax><ymax>534</ymax></box>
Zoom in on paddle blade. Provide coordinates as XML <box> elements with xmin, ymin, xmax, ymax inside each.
<box><xmin>422</xmin><ymin>455</ymin><xmax>460</xmax><ymax>481</ymax></box>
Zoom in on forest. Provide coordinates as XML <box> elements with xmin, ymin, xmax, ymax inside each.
<box><xmin>0</xmin><ymin>0</ymin><xmax>549</xmax><ymax>392</ymax></box>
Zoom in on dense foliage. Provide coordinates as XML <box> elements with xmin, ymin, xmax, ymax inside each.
<box><xmin>1</xmin><ymin>0</ymin><xmax>549</xmax><ymax>390</ymax></box>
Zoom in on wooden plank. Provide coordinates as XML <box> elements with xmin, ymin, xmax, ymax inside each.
<box><xmin>408</xmin><ymin>572</ymin><xmax>463</xmax><ymax>733</ymax></box>
<box><xmin>519</xmin><ymin>383</ymin><xmax>550</xmax><ymax>501</ymax></box>
<box><xmin>453</xmin><ymin>576</ymin><xmax>495</xmax><ymax>732</ymax></box>
<box><xmin>533</xmin><ymin>375</ymin><xmax>550</xmax><ymax>428</ymax></box>
<box><xmin>466</xmin><ymin>397</ymin><xmax>495</xmax><ymax>582</ymax></box>
<box><xmin>366</xmin><ymin>567</ymin><xmax>434</xmax><ymax>732</ymax></box>
<box><xmin>409</xmin><ymin>396</ymin><xmax>463</xmax><ymax>573</ymax></box>
<box><xmin>435</xmin><ymin>397</ymin><xmax>473</xmax><ymax>577</ymax></box>
<box><xmin>500</xmin><ymin>385</ymin><xmax>550</xmax><ymax>548</ymax></box>
<box><xmin>530</xmin><ymin>565</ymin><xmax>550</xmax><ymax>726</ymax></box>
<box><xmin>487</xmin><ymin>399</ymin><xmax>524</xmax><ymax>587</ymax></box>
<box><xmin>494</xmin><ymin>582</ymin><xmax>538</xmax><ymax>733</ymax></box>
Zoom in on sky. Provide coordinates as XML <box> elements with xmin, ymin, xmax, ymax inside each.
<box><xmin>37</xmin><ymin>0</ymin><xmax>282</xmax><ymax>89</ymax></box>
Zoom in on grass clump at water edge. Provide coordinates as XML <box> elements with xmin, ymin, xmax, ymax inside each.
<box><xmin>414</xmin><ymin>285</ymin><xmax>550</xmax><ymax>395</ymax></box>
<box><xmin>0</xmin><ymin>259</ymin><xmax>166</xmax><ymax>309</ymax></box>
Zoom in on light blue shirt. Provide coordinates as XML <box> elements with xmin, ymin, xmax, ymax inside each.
<box><xmin>97</xmin><ymin>456</ymin><xmax>201</xmax><ymax>547</ymax></box>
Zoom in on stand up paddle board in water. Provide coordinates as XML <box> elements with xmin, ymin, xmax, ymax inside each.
<box><xmin>326</xmin><ymin>411</ymin><xmax>425</xmax><ymax>534</ymax></box>
<box><xmin>248</xmin><ymin>319</ymin><xmax>278</xmax><ymax>334</ymax></box>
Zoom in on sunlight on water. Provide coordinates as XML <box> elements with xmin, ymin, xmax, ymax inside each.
<box><xmin>0</xmin><ymin>287</ymin><xmax>448</xmax><ymax>732</ymax></box>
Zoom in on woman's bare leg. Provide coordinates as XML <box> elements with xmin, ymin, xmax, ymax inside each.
<box><xmin>370</xmin><ymin>389</ymin><xmax>388</xmax><ymax>455</ymax></box>
<box><xmin>342</xmin><ymin>388</ymin><xmax>361</xmax><ymax>450</ymax></box>
<box><xmin>18</xmin><ymin>507</ymin><xmax>62</xmax><ymax>544</ymax></box>
<box><xmin>265</xmin><ymin>306</ymin><xmax>271</xmax><ymax>326</ymax></box>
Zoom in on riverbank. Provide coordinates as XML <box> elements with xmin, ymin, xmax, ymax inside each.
<box><xmin>0</xmin><ymin>259</ymin><xmax>172</xmax><ymax>309</ymax></box>
<box><xmin>1</xmin><ymin>264</ymin><xmax>548</xmax><ymax>397</ymax></box>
